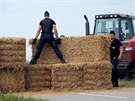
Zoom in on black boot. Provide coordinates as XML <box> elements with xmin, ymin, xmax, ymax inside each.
<box><xmin>60</xmin><ymin>58</ymin><xmax>66</xmax><ymax>64</ymax></box>
<box><xmin>112</xmin><ymin>81</ymin><xmax>115</xmax><ymax>87</ymax></box>
<box><xmin>113</xmin><ymin>81</ymin><xmax>119</xmax><ymax>87</ymax></box>
<box><xmin>113</xmin><ymin>84</ymin><xmax>119</xmax><ymax>87</ymax></box>
<box><xmin>29</xmin><ymin>59</ymin><xmax>37</xmax><ymax>65</ymax></box>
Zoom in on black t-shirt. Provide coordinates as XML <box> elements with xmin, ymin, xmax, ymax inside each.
<box><xmin>39</xmin><ymin>18</ymin><xmax>56</xmax><ymax>33</ymax></box>
<box><xmin>110</xmin><ymin>38</ymin><xmax>122</xmax><ymax>59</ymax></box>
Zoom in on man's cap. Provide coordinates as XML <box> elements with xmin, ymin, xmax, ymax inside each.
<box><xmin>110</xmin><ymin>30</ymin><xmax>115</xmax><ymax>35</ymax></box>
<box><xmin>44</xmin><ymin>11</ymin><xmax>50</xmax><ymax>17</ymax></box>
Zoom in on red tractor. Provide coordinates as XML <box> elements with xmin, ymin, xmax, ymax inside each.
<box><xmin>84</xmin><ymin>14</ymin><xmax>135</xmax><ymax>76</ymax></box>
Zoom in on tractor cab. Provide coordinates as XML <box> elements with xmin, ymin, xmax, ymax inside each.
<box><xmin>93</xmin><ymin>14</ymin><xmax>135</xmax><ymax>41</ymax></box>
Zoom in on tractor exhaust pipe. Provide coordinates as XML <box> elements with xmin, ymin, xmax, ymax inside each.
<box><xmin>84</xmin><ymin>15</ymin><xmax>90</xmax><ymax>36</ymax></box>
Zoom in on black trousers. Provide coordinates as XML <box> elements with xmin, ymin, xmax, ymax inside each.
<box><xmin>111</xmin><ymin>59</ymin><xmax>119</xmax><ymax>86</ymax></box>
<box><xmin>34</xmin><ymin>33</ymin><xmax>63</xmax><ymax>61</ymax></box>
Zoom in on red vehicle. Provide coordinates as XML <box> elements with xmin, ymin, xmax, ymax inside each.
<box><xmin>85</xmin><ymin>14</ymin><xmax>135</xmax><ymax>75</ymax></box>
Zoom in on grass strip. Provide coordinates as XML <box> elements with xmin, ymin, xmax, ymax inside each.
<box><xmin>0</xmin><ymin>93</ymin><xmax>48</xmax><ymax>101</ymax></box>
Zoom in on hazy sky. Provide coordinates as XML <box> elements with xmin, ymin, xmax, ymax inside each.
<box><xmin>0</xmin><ymin>0</ymin><xmax>135</xmax><ymax>60</ymax></box>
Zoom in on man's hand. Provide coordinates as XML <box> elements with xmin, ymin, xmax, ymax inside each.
<box><xmin>118</xmin><ymin>46</ymin><xmax>123</xmax><ymax>60</ymax></box>
<box><xmin>118</xmin><ymin>55</ymin><xmax>121</xmax><ymax>60</ymax></box>
<box><xmin>53</xmin><ymin>24</ymin><xmax>58</xmax><ymax>39</ymax></box>
<box><xmin>32</xmin><ymin>38</ymin><xmax>37</xmax><ymax>44</ymax></box>
<box><xmin>56</xmin><ymin>38</ymin><xmax>61</xmax><ymax>44</ymax></box>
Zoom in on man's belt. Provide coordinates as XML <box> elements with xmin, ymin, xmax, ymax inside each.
<box><xmin>111</xmin><ymin>56</ymin><xmax>118</xmax><ymax>60</ymax></box>
<box><xmin>41</xmin><ymin>32</ymin><xmax>52</xmax><ymax>35</ymax></box>
<box><xmin>113</xmin><ymin>57</ymin><xmax>117</xmax><ymax>59</ymax></box>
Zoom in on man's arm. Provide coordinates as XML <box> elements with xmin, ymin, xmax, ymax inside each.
<box><xmin>53</xmin><ymin>24</ymin><xmax>58</xmax><ymax>39</ymax></box>
<box><xmin>35</xmin><ymin>25</ymin><xmax>42</xmax><ymax>38</ymax></box>
<box><xmin>118</xmin><ymin>46</ymin><xmax>124</xmax><ymax>60</ymax></box>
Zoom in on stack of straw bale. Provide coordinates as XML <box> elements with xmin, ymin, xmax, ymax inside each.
<box><xmin>29</xmin><ymin>35</ymin><xmax>110</xmax><ymax>64</ymax></box>
<box><xmin>0</xmin><ymin>37</ymin><xmax>26</xmax><ymax>93</ymax></box>
<box><xmin>25</xmin><ymin>64</ymin><xmax>51</xmax><ymax>91</ymax></box>
<box><xmin>51</xmin><ymin>61</ymin><xmax>112</xmax><ymax>91</ymax></box>
<box><xmin>28</xmin><ymin>35</ymin><xmax>112</xmax><ymax>91</ymax></box>
<box><xmin>25</xmin><ymin>62</ymin><xmax>112</xmax><ymax>91</ymax></box>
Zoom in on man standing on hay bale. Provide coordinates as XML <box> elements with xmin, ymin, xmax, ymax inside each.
<box><xmin>110</xmin><ymin>30</ymin><xmax>123</xmax><ymax>87</ymax></box>
<box><xmin>30</xmin><ymin>11</ymin><xmax>66</xmax><ymax>64</ymax></box>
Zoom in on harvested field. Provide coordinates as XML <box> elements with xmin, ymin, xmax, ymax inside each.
<box><xmin>29</xmin><ymin>35</ymin><xmax>110</xmax><ymax>64</ymax></box>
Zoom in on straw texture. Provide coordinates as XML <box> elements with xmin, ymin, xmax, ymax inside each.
<box><xmin>83</xmin><ymin>61</ymin><xmax>112</xmax><ymax>90</ymax></box>
<box><xmin>25</xmin><ymin>64</ymin><xmax>51</xmax><ymax>91</ymax></box>
<box><xmin>0</xmin><ymin>37</ymin><xmax>26</xmax><ymax>66</ymax></box>
<box><xmin>51</xmin><ymin>63</ymin><xmax>84</xmax><ymax>91</ymax></box>
<box><xmin>0</xmin><ymin>37</ymin><xmax>26</xmax><ymax>93</ymax></box>
<box><xmin>29</xmin><ymin>35</ymin><xmax>110</xmax><ymax>64</ymax></box>
<box><xmin>0</xmin><ymin>67</ymin><xmax>25</xmax><ymax>93</ymax></box>
<box><xmin>24</xmin><ymin>61</ymin><xmax>112</xmax><ymax>91</ymax></box>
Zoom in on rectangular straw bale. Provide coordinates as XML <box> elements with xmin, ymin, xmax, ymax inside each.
<box><xmin>29</xmin><ymin>35</ymin><xmax>110</xmax><ymax>64</ymax></box>
<box><xmin>83</xmin><ymin>61</ymin><xmax>112</xmax><ymax>90</ymax></box>
<box><xmin>51</xmin><ymin>63</ymin><xmax>84</xmax><ymax>91</ymax></box>
<box><xmin>0</xmin><ymin>50</ymin><xmax>25</xmax><ymax>56</ymax></box>
<box><xmin>0</xmin><ymin>37</ymin><xmax>26</xmax><ymax>44</ymax></box>
<box><xmin>0</xmin><ymin>37</ymin><xmax>26</xmax><ymax>65</ymax></box>
<box><xmin>0</xmin><ymin>66</ymin><xmax>25</xmax><ymax>93</ymax></box>
<box><xmin>0</xmin><ymin>63</ymin><xmax>25</xmax><ymax>70</ymax></box>
<box><xmin>25</xmin><ymin>64</ymin><xmax>51</xmax><ymax>91</ymax></box>
<box><xmin>0</xmin><ymin>37</ymin><xmax>25</xmax><ymax>50</ymax></box>
<box><xmin>29</xmin><ymin>38</ymin><xmax>66</xmax><ymax>64</ymax></box>
<box><xmin>0</xmin><ymin>56</ymin><xmax>25</xmax><ymax>62</ymax></box>
<box><xmin>64</xmin><ymin>36</ymin><xmax>110</xmax><ymax>63</ymax></box>
<box><xmin>0</xmin><ymin>44</ymin><xmax>25</xmax><ymax>50</ymax></box>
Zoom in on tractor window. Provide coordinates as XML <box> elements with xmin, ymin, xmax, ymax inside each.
<box><xmin>95</xmin><ymin>18</ymin><xmax>119</xmax><ymax>38</ymax></box>
<box><xmin>120</xmin><ymin>19</ymin><xmax>132</xmax><ymax>41</ymax></box>
<box><xmin>133</xmin><ymin>19</ymin><xmax>135</xmax><ymax>33</ymax></box>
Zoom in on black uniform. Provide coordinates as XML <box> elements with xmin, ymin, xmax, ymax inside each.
<box><xmin>40</xmin><ymin>18</ymin><xmax>55</xmax><ymax>33</ymax></box>
<box><xmin>110</xmin><ymin>38</ymin><xmax>122</xmax><ymax>87</ymax></box>
<box><xmin>33</xmin><ymin>18</ymin><xmax>64</xmax><ymax>62</ymax></box>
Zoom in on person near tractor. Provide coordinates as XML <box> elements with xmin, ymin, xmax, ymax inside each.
<box><xmin>30</xmin><ymin>11</ymin><xmax>66</xmax><ymax>64</ymax></box>
<box><xmin>110</xmin><ymin>30</ymin><xmax>123</xmax><ymax>87</ymax></box>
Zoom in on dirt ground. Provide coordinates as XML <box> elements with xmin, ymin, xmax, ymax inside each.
<box><xmin>11</xmin><ymin>87</ymin><xmax>135</xmax><ymax>97</ymax></box>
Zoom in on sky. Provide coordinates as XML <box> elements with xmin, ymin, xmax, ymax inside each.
<box><xmin>0</xmin><ymin>0</ymin><xmax>135</xmax><ymax>61</ymax></box>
